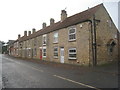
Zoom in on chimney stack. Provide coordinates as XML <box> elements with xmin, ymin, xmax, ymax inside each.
<box><xmin>24</xmin><ymin>31</ymin><xmax>27</xmax><ymax>36</ymax></box>
<box><xmin>18</xmin><ymin>34</ymin><xmax>21</xmax><ymax>39</ymax></box>
<box><xmin>32</xmin><ymin>28</ymin><xmax>36</xmax><ymax>34</ymax></box>
<box><xmin>42</xmin><ymin>22</ymin><xmax>46</xmax><ymax>28</ymax></box>
<box><xmin>28</xmin><ymin>31</ymin><xmax>31</xmax><ymax>36</ymax></box>
<box><xmin>61</xmin><ymin>10</ymin><xmax>67</xmax><ymax>21</ymax></box>
<box><xmin>50</xmin><ymin>18</ymin><xmax>55</xmax><ymax>25</ymax></box>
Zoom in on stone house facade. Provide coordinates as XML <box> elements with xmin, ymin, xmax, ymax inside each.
<box><xmin>9</xmin><ymin>4</ymin><xmax>119</xmax><ymax>66</ymax></box>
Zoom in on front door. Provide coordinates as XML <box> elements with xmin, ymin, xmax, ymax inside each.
<box><xmin>40</xmin><ymin>48</ymin><xmax>42</xmax><ymax>60</ymax></box>
<box><xmin>60</xmin><ymin>48</ymin><xmax>64</xmax><ymax>63</ymax></box>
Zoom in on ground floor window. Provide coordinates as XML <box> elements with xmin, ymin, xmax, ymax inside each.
<box><xmin>54</xmin><ymin>47</ymin><xmax>58</xmax><ymax>58</ymax></box>
<box><xmin>68</xmin><ymin>48</ymin><xmax>77</xmax><ymax>59</ymax></box>
<box><xmin>28</xmin><ymin>49</ymin><xmax>31</xmax><ymax>56</ymax></box>
<box><xmin>16</xmin><ymin>49</ymin><xmax>18</xmax><ymax>55</ymax></box>
<box><xmin>34</xmin><ymin>48</ymin><xmax>37</xmax><ymax>56</ymax></box>
<box><xmin>43</xmin><ymin>47</ymin><xmax>46</xmax><ymax>57</ymax></box>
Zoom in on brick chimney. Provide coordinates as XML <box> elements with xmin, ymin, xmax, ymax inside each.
<box><xmin>42</xmin><ymin>22</ymin><xmax>46</xmax><ymax>28</ymax></box>
<box><xmin>18</xmin><ymin>34</ymin><xmax>21</xmax><ymax>39</ymax></box>
<box><xmin>24</xmin><ymin>31</ymin><xmax>27</xmax><ymax>36</ymax></box>
<box><xmin>61</xmin><ymin>10</ymin><xmax>67</xmax><ymax>21</ymax></box>
<box><xmin>28</xmin><ymin>31</ymin><xmax>31</xmax><ymax>36</ymax></box>
<box><xmin>50</xmin><ymin>18</ymin><xmax>55</xmax><ymax>25</ymax></box>
<box><xmin>32</xmin><ymin>28</ymin><xmax>36</xmax><ymax>34</ymax></box>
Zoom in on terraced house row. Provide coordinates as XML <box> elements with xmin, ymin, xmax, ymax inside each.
<box><xmin>8</xmin><ymin>4</ymin><xmax>119</xmax><ymax>66</ymax></box>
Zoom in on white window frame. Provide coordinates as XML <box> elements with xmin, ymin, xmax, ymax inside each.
<box><xmin>42</xmin><ymin>34</ymin><xmax>47</xmax><ymax>45</ymax></box>
<box><xmin>109</xmin><ymin>20</ymin><xmax>112</xmax><ymax>27</ymax></box>
<box><xmin>16</xmin><ymin>49</ymin><xmax>18</xmax><ymax>55</ymax></box>
<box><xmin>33</xmin><ymin>48</ymin><xmax>37</xmax><ymax>56</ymax></box>
<box><xmin>53</xmin><ymin>47</ymin><xmax>58</xmax><ymax>58</ymax></box>
<box><xmin>68</xmin><ymin>27</ymin><xmax>76</xmax><ymax>41</ymax></box>
<box><xmin>42</xmin><ymin>47</ymin><xmax>46</xmax><ymax>58</ymax></box>
<box><xmin>28</xmin><ymin>48</ymin><xmax>31</xmax><ymax>56</ymax></box>
<box><xmin>68</xmin><ymin>48</ymin><xmax>77</xmax><ymax>59</ymax></box>
<box><xmin>107</xmin><ymin>20</ymin><xmax>112</xmax><ymax>27</ymax></box>
<box><xmin>17</xmin><ymin>42</ymin><xmax>18</xmax><ymax>47</ymax></box>
<box><xmin>53</xmin><ymin>32</ymin><xmax>58</xmax><ymax>43</ymax></box>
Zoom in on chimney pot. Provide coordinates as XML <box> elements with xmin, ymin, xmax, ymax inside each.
<box><xmin>28</xmin><ymin>31</ymin><xmax>31</xmax><ymax>36</ymax></box>
<box><xmin>42</xmin><ymin>22</ymin><xmax>46</xmax><ymax>28</ymax></box>
<box><xmin>18</xmin><ymin>34</ymin><xmax>21</xmax><ymax>39</ymax></box>
<box><xmin>24</xmin><ymin>31</ymin><xmax>27</xmax><ymax>36</ymax></box>
<box><xmin>32</xmin><ymin>28</ymin><xmax>36</xmax><ymax>33</ymax></box>
<box><xmin>50</xmin><ymin>18</ymin><xmax>55</xmax><ymax>25</ymax></box>
<box><xmin>61</xmin><ymin>10</ymin><xmax>67</xmax><ymax>21</ymax></box>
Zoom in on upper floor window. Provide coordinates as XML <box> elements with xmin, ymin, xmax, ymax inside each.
<box><xmin>43</xmin><ymin>47</ymin><xmax>46</xmax><ymax>58</ymax></box>
<box><xmin>34</xmin><ymin>38</ymin><xmax>37</xmax><ymax>46</ymax></box>
<box><xmin>107</xmin><ymin>20</ymin><xmax>112</xmax><ymax>27</ymax></box>
<box><xmin>42</xmin><ymin>34</ymin><xmax>47</xmax><ymax>45</ymax></box>
<box><xmin>53</xmin><ymin>32</ymin><xmax>58</xmax><ymax>43</ymax></box>
<box><xmin>68</xmin><ymin>48</ymin><xmax>77</xmax><ymax>59</ymax></box>
<box><xmin>28</xmin><ymin>40</ymin><xmax>30</xmax><ymax>46</ymax></box>
<box><xmin>69</xmin><ymin>27</ymin><xmax>76</xmax><ymax>41</ymax></box>
<box><xmin>16</xmin><ymin>42</ymin><xmax>18</xmax><ymax>47</ymax></box>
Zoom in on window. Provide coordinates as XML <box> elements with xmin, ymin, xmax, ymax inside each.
<box><xmin>107</xmin><ymin>41</ymin><xmax>116</xmax><ymax>55</ymax></box>
<box><xmin>69</xmin><ymin>28</ymin><xmax>76</xmax><ymax>41</ymax></box>
<box><xmin>16</xmin><ymin>49</ymin><xmax>18</xmax><ymax>55</ymax></box>
<box><xmin>53</xmin><ymin>32</ymin><xmax>58</xmax><ymax>43</ymax></box>
<box><xmin>42</xmin><ymin>34</ymin><xmax>47</xmax><ymax>45</ymax></box>
<box><xmin>43</xmin><ymin>47</ymin><xmax>46</xmax><ymax>57</ymax></box>
<box><xmin>68</xmin><ymin>48</ymin><xmax>77</xmax><ymax>59</ymax></box>
<box><xmin>54</xmin><ymin>47</ymin><xmax>58</xmax><ymax>58</ymax></box>
<box><xmin>34</xmin><ymin>48</ymin><xmax>37</xmax><ymax>56</ymax></box>
<box><xmin>107</xmin><ymin>20</ymin><xmax>112</xmax><ymax>27</ymax></box>
<box><xmin>28</xmin><ymin>49</ymin><xmax>31</xmax><ymax>56</ymax></box>
<box><xmin>28</xmin><ymin>40</ymin><xmax>30</xmax><ymax>46</ymax></box>
<box><xmin>34</xmin><ymin>38</ymin><xmax>37</xmax><ymax>46</ymax></box>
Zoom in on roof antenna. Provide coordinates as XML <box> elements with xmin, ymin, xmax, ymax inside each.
<box><xmin>64</xmin><ymin>7</ymin><xmax>67</xmax><ymax>10</ymax></box>
<box><xmin>102</xmin><ymin>0</ymin><xmax>104</xmax><ymax>3</ymax></box>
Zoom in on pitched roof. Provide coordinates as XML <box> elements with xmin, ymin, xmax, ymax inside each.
<box><xmin>19</xmin><ymin>3</ymin><xmax>103</xmax><ymax>42</ymax></box>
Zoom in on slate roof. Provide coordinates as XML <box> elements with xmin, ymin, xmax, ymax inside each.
<box><xmin>19</xmin><ymin>3</ymin><xmax>103</xmax><ymax>42</ymax></box>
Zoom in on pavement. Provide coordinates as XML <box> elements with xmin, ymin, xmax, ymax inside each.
<box><xmin>1</xmin><ymin>54</ymin><xmax>119</xmax><ymax>88</ymax></box>
<box><xmin>6</xmin><ymin>55</ymin><xmax>118</xmax><ymax>75</ymax></box>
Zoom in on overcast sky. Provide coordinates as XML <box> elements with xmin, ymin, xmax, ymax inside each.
<box><xmin>0</xmin><ymin>0</ymin><xmax>119</xmax><ymax>42</ymax></box>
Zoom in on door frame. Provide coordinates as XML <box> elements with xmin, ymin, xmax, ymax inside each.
<box><xmin>39</xmin><ymin>47</ymin><xmax>42</xmax><ymax>60</ymax></box>
<box><xmin>60</xmin><ymin>47</ymin><xmax>64</xmax><ymax>63</ymax></box>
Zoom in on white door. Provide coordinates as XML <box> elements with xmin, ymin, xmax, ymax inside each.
<box><xmin>60</xmin><ymin>48</ymin><xmax>64</xmax><ymax>63</ymax></box>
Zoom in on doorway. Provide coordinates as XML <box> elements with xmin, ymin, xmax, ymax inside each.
<box><xmin>60</xmin><ymin>47</ymin><xmax>64</xmax><ymax>63</ymax></box>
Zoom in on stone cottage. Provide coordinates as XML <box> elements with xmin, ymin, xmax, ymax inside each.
<box><xmin>9</xmin><ymin>3</ymin><xmax>119</xmax><ymax>66</ymax></box>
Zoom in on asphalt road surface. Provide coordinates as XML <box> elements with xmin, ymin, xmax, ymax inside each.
<box><xmin>1</xmin><ymin>54</ymin><xmax>118</xmax><ymax>89</ymax></box>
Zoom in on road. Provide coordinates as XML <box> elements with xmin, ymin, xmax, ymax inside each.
<box><xmin>1</xmin><ymin>54</ymin><xmax>118</xmax><ymax>89</ymax></box>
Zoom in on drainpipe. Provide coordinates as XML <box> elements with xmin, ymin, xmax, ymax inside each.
<box><xmin>118</xmin><ymin>31</ymin><xmax>120</xmax><ymax>60</ymax></box>
<box><xmin>87</xmin><ymin>20</ymin><xmax>94</xmax><ymax>66</ymax></box>
<box><xmin>87</xmin><ymin>14</ymin><xmax>100</xmax><ymax>67</ymax></box>
<box><xmin>87</xmin><ymin>20</ymin><xmax>95</xmax><ymax>67</ymax></box>
<box><xmin>93</xmin><ymin>15</ymin><xmax>97</xmax><ymax>66</ymax></box>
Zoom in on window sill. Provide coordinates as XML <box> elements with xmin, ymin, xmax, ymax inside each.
<box><xmin>53</xmin><ymin>42</ymin><xmax>58</xmax><ymax>44</ymax></box>
<box><xmin>43</xmin><ymin>44</ymin><xmax>46</xmax><ymax>46</ymax></box>
<box><xmin>68</xmin><ymin>39</ymin><xmax>76</xmax><ymax>42</ymax></box>
<box><xmin>68</xmin><ymin>58</ymin><xmax>77</xmax><ymax>60</ymax></box>
<box><xmin>54</xmin><ymin>56</ymin><xmax>58</xmax><ymax>59</ymax></box>
<box><xmin>42</xmin><ymin>56</ymin><xmax>46</xmax><ymax>58</ymax></box>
